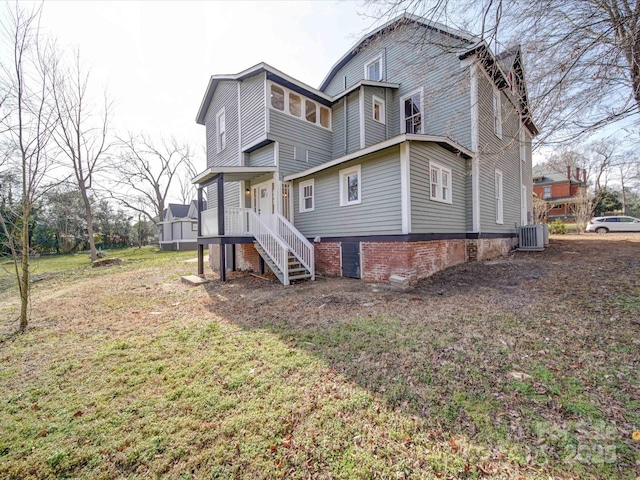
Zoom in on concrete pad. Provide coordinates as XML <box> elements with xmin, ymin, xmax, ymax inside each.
<box><xmin>181</xmin><ymin>275</ymin><xmax>209</xmax><ymax>286</ymax></box>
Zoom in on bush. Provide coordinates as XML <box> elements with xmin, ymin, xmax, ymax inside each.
<box><xmin>548</xmin><ymin>219</ymin><xmax>567</xmax><ymax>234</ymax></box>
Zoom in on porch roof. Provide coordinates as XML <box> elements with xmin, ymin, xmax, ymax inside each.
<box><xmin>192</xmin><ymin>166</ymin><xmax>276</xmax><ymax>186</ymax></box>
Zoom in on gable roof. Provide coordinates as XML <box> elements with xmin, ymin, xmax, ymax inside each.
<box><xmin>167</xmin><ymin>203</ymin><xmax>190</xmax><ymax>219</ymax></box>
<box><xmin>195</xmin><ymin>63</ymin><xmax>333</xmax><ymax>125</ymax></box>
<box><xmin>318</xmin><ymin>13</ymin><xmax>478</xmax><ymax>92</ymax></box>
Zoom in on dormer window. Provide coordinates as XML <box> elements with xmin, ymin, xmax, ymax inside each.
<box><xmin>365</xmin><ymin>55</ymin><xmax>383</xmax><ymax>81</ymax></box>
<box><xmin>268</xmin><ymin>82</ymin><xmax>331</xmax><ymax>130</ymax></box>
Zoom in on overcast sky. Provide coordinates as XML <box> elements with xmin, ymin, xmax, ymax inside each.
<box><xmin>29</xmin><ymin>1</ymin><xmax>377</xmax><ymax>163</ymax></box>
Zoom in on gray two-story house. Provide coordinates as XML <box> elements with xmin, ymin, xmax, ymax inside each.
<box><xmin>192</xmin><ymin>14</ymin><xmax>538</xmax><ymax>285</ymax></box>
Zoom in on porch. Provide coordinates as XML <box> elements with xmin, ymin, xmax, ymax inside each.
<box><xmin>192</xmin><ymin>167</ymin><xmax>314</xmax><ymax>285</ymax></box>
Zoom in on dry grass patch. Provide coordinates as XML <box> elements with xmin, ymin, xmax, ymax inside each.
<box><xmin>0</xmin><ymin>236</ymin><xmax>638</xmax><ymax>479</ymax></box>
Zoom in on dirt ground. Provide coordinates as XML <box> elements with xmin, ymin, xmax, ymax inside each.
<box><xmin>204</xmin><ymin>233</ymin><xmax>640</xmax><ymax>310</ymax></box>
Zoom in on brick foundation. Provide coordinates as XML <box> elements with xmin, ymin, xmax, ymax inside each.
<box><xmin>314</xmin><ymin>242</ymin><xmax>341</xmax><ymax>276</ymax></box>
<box><xmin>209</xmin><ymin>244</ymin><xmax>261</xmax><ymax>273</ymax></box>
<box><xmin>360</xmin><ymin>239</ymin><xmax>467</xmax><ymax>282</ymax></box>
<box><xmin>210</xmin><ymin>236</ymin><xmax>517</xmax><ymax>283</ymax></box>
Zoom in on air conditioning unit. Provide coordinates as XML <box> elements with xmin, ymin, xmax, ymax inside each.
<box><xmin>518</xmin><ymin>225</ymin><xmax>545</xmax><ymax>251</ymax></box>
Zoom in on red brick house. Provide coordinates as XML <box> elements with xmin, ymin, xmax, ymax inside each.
<box><xmin>533</xmin><ymin>166</ymin><xmax>587</xmax><ymax>221</ymax></box>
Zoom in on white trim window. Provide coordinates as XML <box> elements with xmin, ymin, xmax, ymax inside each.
<box><xmin>401</xmin><ymin>88</ymin><xmax>423</xmax><ymax>134</ymax></box>
<box><xmin>216</xmin><ymin>108</ymin><xmax>226</xmax><ymax>152</ymax></box>
<box><xmin>299</xmin><ymin>179</ymin><xmax>314</xmax><ymax>213</ymax></box>
<box><xmin>364</xmin><ymin>54</ymin><xmax>383</xmax><ymax>81</ymax></box>
<box><xmin>495</xmin><ymin>169</ymin><xmax>504</xmax><ymax>224</ymax></box>
<box><xmin>372</xmin><ymin>95</ymin><xmax>385</xmax><ymax>124</ymax></box>
<box><xmin>429</xmin><ymin>161</ymin><xmax>452</xmax><ymax>204</ymax></box>
<box><xmin>339</xmin><ymin>165</ymin><xmax>361</xmax><ymax>206</ymax></box>
<box><xmin>493</xmin><ymin>88</ymin><xmax>502</xmax><ymax>139</ymax></box>
<box><xmin>268</xmin><ymin>82</ymin><xmax>331</xmax><ymax>130</ymax></box>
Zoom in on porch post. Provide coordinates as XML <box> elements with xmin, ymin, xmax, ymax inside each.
<box><xmin>217</xmin><ymin>174</ymin><xmax>226</xmax><ymax>281</ymax></box>
<box><xmin>197</xmin><ymin>187</ymin><xmax>204</xmax><ymax>276</ymax></box>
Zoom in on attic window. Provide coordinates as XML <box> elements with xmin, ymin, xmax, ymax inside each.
<box><xmin>271</xmin><ymin>85</ymin><xmax>285</xmax><ymax>111</ymax></box>
<box><xmin>365</xmin><ymin>55</ymin><xmax>383</xmax><ymax>81</ymax></box>
<box><xmin>289</xmin><ymin>93</ymin><xmax>302</xmax><ymax>117</ymax></box>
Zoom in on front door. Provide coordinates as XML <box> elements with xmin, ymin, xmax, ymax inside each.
<box><xmin>253</xmin><ymin>181</ymin><xmax>274</xmax><ymax>226</ymax></box>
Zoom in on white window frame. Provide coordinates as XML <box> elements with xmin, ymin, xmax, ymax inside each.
<box><xmin>429</xmin><ymin>161</ymin><xmax>453</xmax><ymax>204</ymax></box>
<box><xmin>364</xmin><ymin>54</ymin><xmax>383</xmax><ymax>81</ymax></box>
<box><xmin>339</xmin><ymin>165</ymin><xmax>362</xmax><ymax>207</ymax></box>
<box><xmin>543</xmin><ymin>186</ymin><xmax>551</xmax><ymax>199</ymax></box>
<box><xmin>372</xmin><ymin>95</ymin><xmax>386</xmax><ymax>124</ymax></box>
<box><xmin>216</xmin><ymin>108</ymin><xmax>226</xmax><ymax>153</ymax></box>
<box><xmin>400</xmin><ymin>87</ymin><xmax>424</xmax><ymax>134</ymax></box>
<box><xmin>495</xmin><ymin>169</ymin><xmax>504</xmax><ymax>224</ymax></box>
<box><xmin>493</xmin><ymin>88</ymin><xmax>502</xmax><ymax>139</ymax></box>
<box><xmin>267</xmin><ymin>81</ymin><xmax>331</xmax><ymax>130</ymax></box>
<box><xmin>299</xmin><ymin>179</ymin><xmax>314</xmax><ymax>213</ymax></box>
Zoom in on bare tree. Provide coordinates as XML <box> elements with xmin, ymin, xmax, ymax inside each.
<box><xmin>533</xmin><ymin>196</ymin><xmax>552</xmax><ymax>224</ymax></box>
<box><xmin>50</xmin><ymin>50</ymin><xmax>112</xmax><ymax>262</ymax></box>
<box><xmin>614</xmin><ymin>157</ymin><xmax>640</xmax><ymax>214</ymax></box>
<box><xmin>0</xmin><ymin>4</ymin><xmax>58</xmax><ymax>332</ymax></box>
<box><xmin>109</xmin><ymin>134</ymin><xmax>194</xmax><ymax>223</ymax></box>
<box><xmin>365</xmin><ymin>0</ymin><xmax>640</xmax><ymax>143</ymax></box>
<box><xmin>177</xmin><ymin>156</ymin><xmax>198</xmax><ymax>205</ymax></box>
<box><xmin>569</xmin><ymin>187</ymin><xmax>597</xmax><ymax>232</ymax></box>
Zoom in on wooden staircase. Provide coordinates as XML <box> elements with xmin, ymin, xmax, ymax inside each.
<box><xmin>254</xmin><ymin>242</ymin><xmax>312</xmax><ymax>284</ymax></box>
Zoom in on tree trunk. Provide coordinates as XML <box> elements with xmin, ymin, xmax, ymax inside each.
<box><xmin>79</xmin><ymin>184</ymin><xmax>97</xmax><ymax>262</ymax></box>
<box><xmin>19</xmin><ymin>201</ymin><xmax>30</xmax><ymax>332</ymax></box>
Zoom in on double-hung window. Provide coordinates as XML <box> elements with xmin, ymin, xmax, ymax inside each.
<box><xmin>365</xmin><ymin>55</ymin><xmax>383</xmax><ymax>81</ymax></box>
<box><xmin>372</xmin><ymin>95</ymin><xmax>385</xmax><ymax>124</ymax></box>
<box><xmin>401</xmin><ymin>89</ymin><xmax>422</xmax><ymax>134</ymax></box>
<box><xmin>493</xmin><ymin>88</ymin><xmax>502</xmax><ymax>139</ymax></box>
<box><xmin>299</xmin><ymin>179</ymin><xmax>314</xmax><ymax>212</ymax></box>
<box><xmin>495</xmin><ymin>169</ymin><xmax>504</xmax><ymax>224</ymax></box>
<box><xmin>339</xmin><ymin>165</ymin><xmax>361</xmax><ymax>206</ymax></box>
<box><xmin>543</xmin><ymin>186</ymin><xmax>551</xmax><ymax>199</ymax></box>
<box><xmin>429</xmin><ymin>161</ymin><xmax>452</xmax><ymax>204</ymax></box>
<box><xmin>216</xmin><ymin>108</ymin><xmax>226</xmax><ymax>152</ymax></box>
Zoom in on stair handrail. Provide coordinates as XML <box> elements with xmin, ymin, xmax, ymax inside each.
<box><xmin>273</xmin><ymin>212</ymin><xmax>315</xmax><ymax>281</ymax></box>
<box><xmin>246</xmin><ymin>209</ymin><xmax>290</xmax><ymax>285</ymax></box>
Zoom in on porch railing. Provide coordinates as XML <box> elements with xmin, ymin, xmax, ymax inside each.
<box><xmin>246</xmin><ymin>209</ymin><xmax>290</xmax><ymax>285</ymax></box>
<box><xmin>273</xmin><ymin>212</ymin><xmax>315</xmax><ymax>280</ymax></box>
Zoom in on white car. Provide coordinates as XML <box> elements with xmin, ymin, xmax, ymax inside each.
<box><xmin>586</xmin><ymin>216</ymin><xmax>640</xmax><ymax>233</ymax></box>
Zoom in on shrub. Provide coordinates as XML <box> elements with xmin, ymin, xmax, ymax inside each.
<box><xmin>548</xmin><ymin>219</ymin><xmax>567</xmax><ymax>234</ymax></box>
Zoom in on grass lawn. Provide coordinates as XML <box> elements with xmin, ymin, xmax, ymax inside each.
<box><xmin>0</xmin><ymin>236</ymin><xmax>638</xmax><ymax>479</ymax></box>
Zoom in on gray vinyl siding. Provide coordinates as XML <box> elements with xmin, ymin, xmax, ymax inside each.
<box><xmin>364</xmin><ymin>86</ymin><xmax>387</xmax><ymax>147</ymax></box>
<box><xmin>172</xmin><ymin>222</ymin><xmax>181</xmax><ymax>240</ymax></box>
<box><xmin>410</xmin><ymin>143</ymin><xmax>467</xmax><ymax>233</ymax></box>
<box><xmin>224</xmin><ymin>181</ymin><xmax>241</xmax><ymax>208</ymax></box>
<box><xmin>205</xmin><ymin>81</ymin><xmax>240</xmax><ymax>167</ymax></box>
<box><xmin>523</xmin><ymin>130</ymin><xmax>533</xmax><ymax>221</ymax></box>
<box><xmin>162</xmin><ymin>223</ymin><xmax>171</xmax><ymax>241</ymax></box>
<box><xmin>346</xmin><ymin>92</ymin><xmax>360</xmax><ymax>153</ymax></box>
<box><xmin>477</xmin><ymin>72</ymin><xmax>521</xmax><ymax>232</ymax></box>
<box><xmin>240</xmin><ymin>73</ymin><xmax>266</xmax><ymax>149</ymax></box>
<box><xmin>248</xmin><ymin>143</ymin><xmax>275</xmax><ymax>167</ymax></box>
<box><xmin>321</xmin><ymin>23</ymin><xmax>472</xmax><ymax>150</ymax></box>
<box><xmin>206</xmin><ymin>181</ymin><xmax>240</xmax><ymax>210</ymax></box>
<box><xmin>277</xmin><ymin>142</ymin><xmax>332</xmax><ymax>180</ymax></box>
<box><xmin>332</xmin><ymin>99</ymin><xmax>346</xmax><ymax>158</ymax></box>
<box><xmin>268</xmin><ymin>109</ymin><xmax>331</xmax><ymax>154</ymax></box>
<box><xmin>292</xmin><ymin>147</ymin><xmax>402</xmax><ymax>237</ymax></box>
<box><xmin>181</xmin><ymin>222</ymin><xmax>197</xmax><ymax>241</ymax></box>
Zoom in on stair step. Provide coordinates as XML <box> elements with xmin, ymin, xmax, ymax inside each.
<box><xmin>288</xmin><ymin>267</ymin><xmax>308</xmax><ymax>274</ymax></box>
<box><xmin>289</xmin><ymin>273</ymin><xmax>312</xmax><ymax>281</ymax></box>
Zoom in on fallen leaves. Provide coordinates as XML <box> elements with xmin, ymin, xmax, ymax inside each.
<box><xmin>632</xmin><ymin>430</ymin><xmax>640</xmax><ymax>441</ymax></box>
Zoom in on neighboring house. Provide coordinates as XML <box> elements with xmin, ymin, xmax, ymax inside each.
<box><xmin>192</xmin><ymin>14</ymin><xmax>538</xmax><ymax>285</ymax></box>
<box><xmin>533</xmin><ymin>165</ymin><xmax>587</xmax><ymax>221</ymax></box>
<box><xmin>158</xmin><ymin>201</ymin><xmax>206</xmax><ymax>250</ymax></box>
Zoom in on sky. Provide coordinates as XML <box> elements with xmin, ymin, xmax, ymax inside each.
<box><xmin>27</xmin><ymin>0</ymin><xmax>378</xmax><ymax>168</ymax></box>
